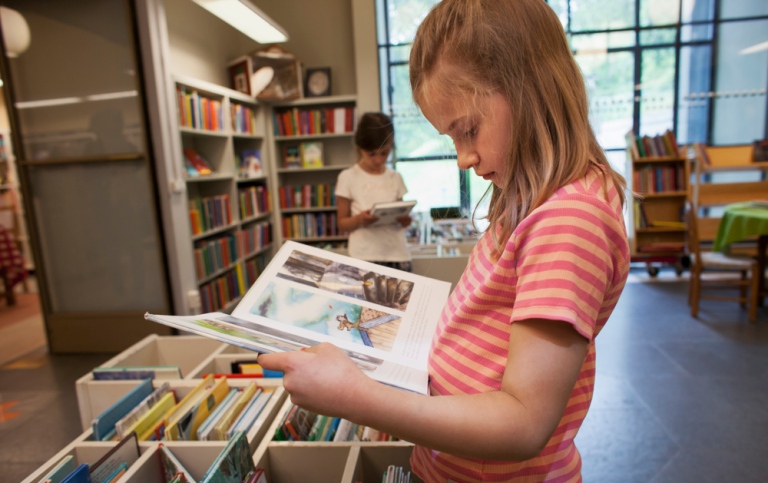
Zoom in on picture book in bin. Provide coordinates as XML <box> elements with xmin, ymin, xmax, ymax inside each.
<box><xmin>146</xmin><ymin>241</ymin><xmax>451</xmax><ymax>395</ymax></box>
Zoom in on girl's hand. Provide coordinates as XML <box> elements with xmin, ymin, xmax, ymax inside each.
<box><xmin>257</xmin><ymin>343</ymin><xmax>373</xmax><ymax>418</ymax></box>
<box><xmin>396</xmin><ymin>215</ymin><xmax>412</xmax><ymax>228</ymax></box>
<box><xmin>357</xmin><ymin>210</ymin><xmax>379</xmax><ymax>228</ymax></box>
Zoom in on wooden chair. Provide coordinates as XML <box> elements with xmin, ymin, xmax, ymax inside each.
<box><xmin>686</xmin><ymin>202</ymin><xmax>759</xmax><ymax>323</ymax></box>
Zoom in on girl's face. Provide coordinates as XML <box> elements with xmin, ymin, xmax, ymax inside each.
<box><xmin>358</xmin><ymin>143</ymin><xmax>392</xmax><ymax>174</ymax></box>
<box><xmin>418</xmin><ymin>83</ymin><xmax>512</xmax><ymax>187</ymax></box>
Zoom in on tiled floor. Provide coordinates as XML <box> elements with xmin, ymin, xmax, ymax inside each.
<box><xmin>1</xmin><ymin>270</ymin><xmax>767</xmax><ymax>483</ymax></box>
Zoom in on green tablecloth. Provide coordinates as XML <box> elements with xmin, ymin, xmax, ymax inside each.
<box><xmin>713</xmin><ymin>202</ymin><xmax>768</xmax><ymax>252</ymax></box>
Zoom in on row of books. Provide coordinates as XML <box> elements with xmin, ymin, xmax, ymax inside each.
<box><xmin>632</xmin><ymin>164</ymin><xmax>686</xmax><ymax>193</ymax></box>
<box><xmin>176</xmin><ymin>86</ymin><xmax>224</xmax><ymax>132</ymax></box>
<box><xmin>90</xmin><ymin>376</ymin><xmax>273</xmax><ymax>444</ymax></box>
<box><xmin>281</xmin><ymin>212</ymin><xmax>339</xmax><ymax>239</ymax></box>
<box><xmin>283</xmin><ymin>142</ymin><xmax>324</xmax><ymax>169</ymax></box>
<box><xmin>199</xmin><ymin>264</ymin><xmax>247</xmax><ymax>312</ymax></box>
<box><xmin>38</xmin><ymin>431</ymin><xmax>265</xmax><ymax>483</ymax></box>
<box><xmin>633</xmin><ymin>201</ymin><xmax>686</xmax><ymax>230</ymax></box>
<box><xmin>238</xmin><ymin>185</ymin><xmax>270</xmax><ymax>219</ymax></box>
<box><xmin>189</xmin><ymin>195</ymin><xmax>233</xmax><ymax>236</ymax></box>
<box><xmin>193</xmin><ymin>223</ymin><xmax>271</xmax><ymax>281</ymax></box>
<box><xmin>278</xmin><ymin>183</ymin><xmax>336</xmax><ymax>209</ymax></box>
<box><xmin>231</xmin><ymin>103</ymin><xmax>259</xmax><ymax>135</ymax></box>
<box><xmin>274</xmin><ymin>404</ymin><xmax>399</xmax><ymax>443</ymax></box>
<box><xmin>273</xmin><ymin>106</ymin><xmax>356</xmax><ymax>136</ymax></box>
<box><xmin>626</xmin><ymin>129</ymin><xmax>681</xmax><ymax>159</ymax></box>
<box><xmin>198</xmin><ymin>254</ymin><xmax>268</xmax><ymax>312</ymax></box>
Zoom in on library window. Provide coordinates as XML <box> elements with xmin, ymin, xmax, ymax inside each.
<box><xmin>376</xmin><ymin>0</ymin><xmax>768</xmax><ymax>214</ymax></box>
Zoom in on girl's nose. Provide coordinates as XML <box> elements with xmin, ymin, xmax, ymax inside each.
<box><xmin>456</xmin><ymin>150</ymin><xmax>479</xmax><ymax>171</ymax></box>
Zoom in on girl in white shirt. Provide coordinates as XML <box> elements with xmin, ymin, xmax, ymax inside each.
<box><xmin>335</xmin><ymin>112</ymin><xmax>412</xmax><ymax>271</ymax></box>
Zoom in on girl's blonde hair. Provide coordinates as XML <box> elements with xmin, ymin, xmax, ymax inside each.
<box><xmin>410</xmin><ymin>0</ymin><xmax>626</xmax><ymax>251</ymax></box>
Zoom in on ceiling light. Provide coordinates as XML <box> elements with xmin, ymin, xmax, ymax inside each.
<box><xmin>190</xmin><ymin>0</ymin><xmax>288</xmax><ymax>44</ymax></box>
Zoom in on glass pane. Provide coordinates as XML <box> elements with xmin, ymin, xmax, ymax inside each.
<box><xmin>681</xmin><ymin>23</ymin><xmax>714</xmax><ymax>42</ymax></box>
<box><xmin>547</xmin><ymin>0</ymin><xmax>570</xmax><ymax>29</ymax></box>
<box><xmin>571</xmin><ymin>31</ymin><xmax>636</xmax><ymax>51</ymax></box>
<box><xmin>5</xmin><ymin>1</ymin><xmax>146</xmax><ymax>161</ymax></box>
<box><xmin>397</xmin><ymin>160</ymin><xmax>460</xmax><ymax>213</ymax></box>
<box><xmin>468</xmin><ymin>174</ymin><xmax>491</xmax><ymax>225</ymax></box>
<box><xmin>385</xmin><ymin>0</ymin><xmax>439</xmax><ymax>44</ymax></box>
<box><xmin>30</xmin><ymin>161</ymin><xmax>167</xmax><ymax>312</ymax></box>
<box><xmin>677</xmin><ymin>45</ymin><xmax>712</xmax><ymax>144</ymax></box>
<box><xmin>681</xmin><ymin>0</ymin><xmax>715</xmax><ymax>22</ymax></box>
<box><xmin>712</xmin><ymin>19</ymin><xmax>768</xmax><ymax>144</ymax></box>
<box><xmin>640</xmin><ymin>28</ymin><xmax>677</xmax><ymax>45</ymax></box>
<box><xmin>388</xmin><ymin>45</ymin><xmax>412</xmax><ymax>63</ymax></box>
<box><xmin>640</xmin><ymin>0</ymin><xmax>680</xmax><ymax>26</ymax></box>
<box><xmin>640</xmin><ymin>48</ymin><xmax>676</xmax><ymax>136</ymax></box>
<box><xmin>720</xmin><ymin>0</ymin><xmax>768</xmax><ymax>20</ymax></box>
<box><xmin>570</xmin><ymin>0</ymin><xmax>635</xmax><ymax>31</ymax></box>
<box><xmin>389</xmin><ymin>65</ymin><xmax>454</xmax><ymax>159</ymax></box>
<box><xmin>575</xmin><ymin>51</ymin><xmax>635</xmax><ymax>150</ymax></box>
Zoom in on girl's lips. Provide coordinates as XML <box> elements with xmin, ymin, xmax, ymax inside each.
<box><xmin>481</xmin><ymin>172</ymin><xmax>495</xmax><ymax>180</ymax></box>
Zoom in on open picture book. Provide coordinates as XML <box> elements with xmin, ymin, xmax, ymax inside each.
<box><xmin>369</xmin><ymin>200</ymin><xmax>417</xmax><ymax>227</ymax></box>
<box><xmin>146</xmin><ymin>241</ymin><xmax>451</xmax><ymax>395</ymax></box>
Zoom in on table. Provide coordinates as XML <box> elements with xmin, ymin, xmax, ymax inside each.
<box><xmin>713</xmin><ymin>202</ymin><xmax>768</xmax><ymax>305</ymax></box>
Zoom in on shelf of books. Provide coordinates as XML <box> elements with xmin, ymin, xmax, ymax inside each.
<box><xmin>27</xmin><ymin>332</ymin><xmax>424</xmax><ymax>482</ymax></box>
<box><xmin>625</xmin><ymin>129</ymin><xmax>689</xmax><ymax>276</ymax></box>
<box><xmin>174</xmin><ymin>75</ymin><xmax>274</xmax><ymax>313</ymax></box>
<box><xmin>268</xmin><ymin>95</ymin><xmax>357</xmax><ymax>249</ymax></box>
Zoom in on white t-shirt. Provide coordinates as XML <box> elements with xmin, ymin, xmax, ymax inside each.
<box><xmin>335</xmin><ymin>164</ymin><xmax>410</xmax><ymax>262</ymax></box>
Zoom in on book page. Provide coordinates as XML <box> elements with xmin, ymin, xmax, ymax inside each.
<box><xmin>147</xmin><ymin>241</ymin><xmax>451</xmax><ymax>394</ymax></box>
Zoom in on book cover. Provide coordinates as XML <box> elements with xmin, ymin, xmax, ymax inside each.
<box><xmin>197</xmin><ymin>387</ymin><xmax>239</xmax><ymax>441</ymax></box>
<box><xmin>60</xmin><ymin>463</ymin><xmax>92</xmax><ymax>483</ymax></box>
<box><xmin>167</xmin><ymin>376</ymin><xmax>229</xmax><ymax>441</ymax></box>
<box><xmin>163</xmin><ymin>374</ymin><xmax>217</xmax><ymax>441</ymax></box>
<box><xmin>92</xmin><ymin>366</ymin><xmax>182</xmax><ymax>381</ymax></box>
<box><xmin>211</xmin><ymin>384</ymin><xmax>260</xmax><ymax>440</ymax></box>
<box><xmin>283</xmin><ymin>146</ymin><xmax>301</xmax><ymax>169</ymax></box>
<box><xmin>40</xmin><ymin>455</ymin><xmax>76</xmax><ymax>483</ymax></box>
<box><xmin>369</xmin><ymin>200</ymin><xmax>417</xmax><ymax>227</ymax></box>
<box><xmin>200</xmin><ymin>431</ymin><xmax>254</xmax><ymax>483</ymax></box>
<box><xmin>159</xmin><ymin>444</ymin><xmax>196</xmax><ymax>483</ymax></box>
<box><xmin>89</xmin><ymin>432</ymin><xmax>139</xmax><ymax>483</ymax></box>
<box><xmin>91</xmin><ymin>378</ymin><xmax>153</xmax><ymax>441</ymax></box>
<box><xmin>227</xmin><ymin>389</ymin><xmax>272</xmax><ymax>438</ymax></box>
<box><xmin>114</xmin><ymin>382</ymin><xmax>172</xmax><ymax>440</ymax></box>
<box><xmin>240</xmin><ymin>149</ymin><xmax>263</xmax><ymax>178</ymax></box>
<box><xmin>145</xmin><ymin>240</ymin><xmax>452</xmax><ymax>395</ymax></box>
<box><xmin>299</xmin><ymin>142</ymin><xmax>324</xmax><ymax>168</ymax></box>
<box><xmin>133</xmin><ymin>391</ymin><xmax>176</xmax><ymax>441</ymax></box>
<box><xmin>183</xmin><ymin>149</ymin><xmax>213</xmax><ymax>176</ymax></box>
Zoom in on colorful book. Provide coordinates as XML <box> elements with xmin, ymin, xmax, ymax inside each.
<box><xmin>60</xmin><ymin>464</ymin><xmax>92</xmax><ymax>483</ymax></box>
<box><xmin>39</xmin><ymin>455</ymin><xmax>76</xmax><ymax>483</ymax></box>
<box><xmin>133</xmin><ymin>392</ymin><xmax>176</xmax><ymax>441</ymax></box>
<box><xmin>228</xmin><ymin>390</ymin><xmax>272</xmax><ymax>438</ymax></box>
<box><xmin>200</xmin><ymin>431</ymin><xmax>254</xmax><ymax>483</ymax></box>
<box><xmin>183</xmin><ymin>149</ymin><xmax>213</xmax><ymax>176</ymax></box>
<box><xmin>166</xmin><ymin>375</ymin><xmax>229</xmax><ymax>441</ymax></box>
<box><xmin>91</xmin><ymin>366</ymin><xmax>182</xmax><ymax>381</ymax></box>
<box><xmin>91</xmin><ymin>379</ymin><xmax>153</xmax><ymax>441</ymax></box>
<box><xmin>197</xmin><ymin>388</ymin><xmax>239</xmax><ymax>441</ymax></box>
<box><xmin>211</xmin><ymin>384</ymin><xmax>260</xmax><ymax>441</ymax></box>
<box><xmin>299</xmin><ymin>142</ymin><xmax>323</xmax><ymax>168</ymax></box>
<box><xmin>114</xmin><ymin>382</ymin><xmax>172</xmax><ymax>440</ymax></box>
<box><xmin>162</xmin><ymin>374</ymin><xmax>217</xmax><ymax>441</ymax></box>
<box><xmin>89</xmin><ymin>433</ymin><xmax>139</xmax><ymax>483</ymax></box>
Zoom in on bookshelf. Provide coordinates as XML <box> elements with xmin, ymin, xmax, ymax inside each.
<box><xmin>267</xmin><ymin>95</ymin><xmax>357</xmax><ymax>248</ymax></box>
<box><xmin>625</xmin><ymin>130</ymin><xmax>689</xmax><ymax>276</ymax></box>
<box><xmin>23</xmin><ymin>334</ymin><xmax>421</xmax><ymax>483</ymax></box>
<box><xmin>173</xmin><ymin>75</ymin><xmax>274</xmax><ymax>313</ymax></box>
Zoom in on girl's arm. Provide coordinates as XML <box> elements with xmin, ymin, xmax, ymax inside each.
<box><xmin>258</xmin><ymin>318</ymin><xmax>588</xmax><ymax>461</ymax></box>
<box><xmin>336</xmin><ymin>196</ymin><xmax>377</xmax><ymax>232</ymax></box>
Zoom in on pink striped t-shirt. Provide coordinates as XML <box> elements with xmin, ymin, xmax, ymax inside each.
<box><xmin>411</xmin><ymin>166</ymin><xmax>630</xmax><ymax>482</ymax></box>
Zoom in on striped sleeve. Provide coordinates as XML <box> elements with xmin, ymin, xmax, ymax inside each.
<box><xmin>508</xmin><ymin>194</ymin><xmax>624</xmax><ymax>339</ymax></box>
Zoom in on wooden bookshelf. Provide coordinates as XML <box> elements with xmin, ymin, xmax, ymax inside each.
<box><xmin>626</xmin><ymin>130</ymin><xmax>689</xmax><ymax>276</ymax></box>
<box><xmin>267</xmin><ymin>95</ymin><xmax>357</xmax><ymax>248</ymax></box>
<box><xmin>173</xmin><ymin>75</ymin><xmax>275</xmax><ymax>313</ymax></box>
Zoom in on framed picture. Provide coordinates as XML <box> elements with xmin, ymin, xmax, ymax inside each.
<box><xmin>304</xmin><ymin>67</ymin><xmax>331</xmax><ymax>97</ymax></box>
<box><xmin>227</xmin><ymin>56</ymin><xmax>251</xmax><ymax>96</ymax></box>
